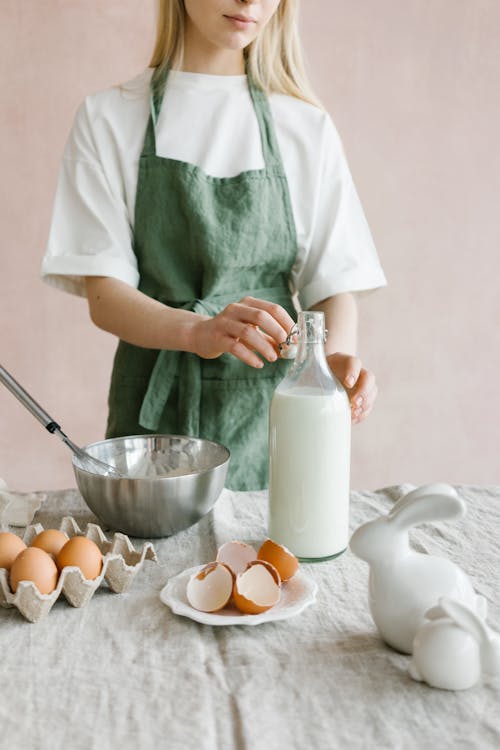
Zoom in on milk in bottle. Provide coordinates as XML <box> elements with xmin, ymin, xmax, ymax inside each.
<box><xmin>268</xmin><ymin>311</ymin><xmax>351</xmax><ymax>560</ymax></box>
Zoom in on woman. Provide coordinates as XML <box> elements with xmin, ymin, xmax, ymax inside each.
<box><xmin>41</xmin><ymin>0</ymin><xmax>387</xmax><ymax>489</ymax></box>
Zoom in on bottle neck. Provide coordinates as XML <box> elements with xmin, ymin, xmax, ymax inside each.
<box><xmin>294</xmin><ymin>339</ymin><xmax>329</xmax><ymax>369</ymax></box>
<box><xmin>283</xmin><ymin>311</ymin><xmax>337</xmax><ymax>390</ymax></box>
<box><xmin>294</xmin><ymin>311</ymin><xmax>328</xmax><ymax>369</ymax></box>
<box><xmin>298</xmin><ymin>311</ymin><xmax>325</xmax><ymax>342</ymax></box>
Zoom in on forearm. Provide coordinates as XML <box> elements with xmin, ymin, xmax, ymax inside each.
<box><xmin>84</xmin><ymin>276</ymin><xmax>205</xmax><ymax>350</ymax></box>
<box><xmin>310</xmin><ymin>293</ymin><xmax>358</xmax><ymax>356</ymax></box>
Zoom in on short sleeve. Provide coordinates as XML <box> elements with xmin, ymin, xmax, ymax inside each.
<box><xmin>41</xmin><ymin>99</ymin><xmax>139</xmax><ymax>298</ymax></box>
<box><xmin>290</xmin><ymin>115</ymin><xmax>387</xmax><ymax>310</ymax></box>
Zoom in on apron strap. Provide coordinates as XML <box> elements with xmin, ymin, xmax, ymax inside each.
<box><xmin>138</xmin><ymin>296</ymin><xmax>218</xmax><ymax>433</ymax></box>
<box><xmin>246</xmin><ymin>70</ymin><xmax>282</xmax><ymax>171</ymax></box>
<box><xmin>139</xmin><ymin>348</ymin><xmax>203</xmax><ymax>435</ymax></box>
<box><xmin>142</xmin><ymin>65</ymin><xmax>170</xmax><ymax>157</ymax></box>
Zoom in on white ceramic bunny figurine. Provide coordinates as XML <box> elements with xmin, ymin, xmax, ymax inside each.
<box><xmin>350</xmin><ymin>483</ymin><xmax>487</xmax><ymax>654</ymax></box>
<box><xmin>409</xmin><ymin>597</ymin><xmax>500</xmax><ymax>690</ymax></box>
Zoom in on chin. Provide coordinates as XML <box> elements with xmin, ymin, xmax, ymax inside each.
<box><xmin>217</xmin><ymin>30</ymin><xmax>258</xmax><ymax>50</ymax></box>
<box><xmin>224</xmin><ymin>39</ymin><xmax>252</xmax><ymax>51</ymax></box>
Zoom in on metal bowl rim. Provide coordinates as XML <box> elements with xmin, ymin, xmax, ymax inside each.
<box><xmin>72</xmin><ymin>433</ymin><xmax>231</xmax><ymax>481</ymax></box>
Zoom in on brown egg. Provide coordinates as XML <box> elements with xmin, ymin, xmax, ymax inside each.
<box><xmin>10</xmin><ymin>547</ymin><xmax>59</xmax><ymax>594</ymax></box>
<box><xmin>56</xmin><ymin>536</ymin><xmax>103</xmax><ymax>580</ymax></box>
<box><xmin>31</xmin><ymin>529</ymin><xmax>69</xmax><ymax>558</ymax></box>
<box><xmin>186</xmin><ymin>562</ymin><xmax>233</xmax><ymax>612</ymax></box>
<box><xmin>233</xmin><ymin>560</ymin><xmax>281</xmax><ymax>615</ymax></box>
<box><xmin>257</xmin><ymin>538</ymin><xmax>299</xmax><ymax>581</ymax></box>
<box><xmin>0</xmin><ymin>532</ymin><xmax>27</xmax><ymax>570</ymax></box>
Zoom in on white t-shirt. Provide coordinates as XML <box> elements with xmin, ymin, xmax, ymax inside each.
<box><xmin>41</xmin><ymin>69</ymin><xmax>386</xmax><ymax>309</ymax></box>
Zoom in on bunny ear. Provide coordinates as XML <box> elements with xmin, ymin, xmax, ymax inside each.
<box><xmin>438</xmin><ymin>597</ymin><xmax>489</xmax><ymax>645</ymax></box>
<box><xmin>387</xmin><ymin>483</ymin><xmax>465</xmax><ymax>531</ymax></box>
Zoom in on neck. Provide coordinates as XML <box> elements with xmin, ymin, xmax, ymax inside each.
<box><xmin>182</xmin><ymin>21</ymin><xmax>245</xmax><ymax>75</ymax></box>
<box><xmin>374</xmin><ymin>535</ymin><xmax>412</xmax><ymax>567</ymax></box>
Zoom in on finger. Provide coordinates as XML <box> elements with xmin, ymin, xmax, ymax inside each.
<box><xmin>352</xmin><ymin>396</ymin><xmax>375</xmax><ymax>421</ymax></box>
<box><xmin>223</xmin><ymin>302</ymin><xmax>288</xmax><ymax>344</ymax></box>
<box><xmin>240</xmin><ymin>331</ymin><xmax>281</xmax><ymax>356</ymax></box>
<box><xmin>349</xmin><ymin>369</ymin><xmax>376</xmax><ymax>406</ymax></box>
<box><xmin>353</xmin><ymin>401</ymin><xmax>374</xmax><ymax>425</ymax></box>
<box><xmin>259</xmin><ymin>330</ymin><xmax>282</xmax><ymax>355</ymax></box>
<box><xmin>239</xmin><ymin>297</ymin><xmax>295</xmax><ymax>341</ymax></box>
<box><xmin>225</xmin><ymin>319</ymin><xmax>278</xmax><ymax>362</ymax></box>
<box><xmin>351</xmin><ymin>376</ymin><xmax>377</xmax><ymax>422</ymax></box>
<box><xmin>225</xmin><ymin>336</ymin><xmax>265</xmax><ymax>369</ymax></box>
<box><xmin>328</xmin><ymin>353</ymin><xmax>362</xmax><ymax>390</ymax></box>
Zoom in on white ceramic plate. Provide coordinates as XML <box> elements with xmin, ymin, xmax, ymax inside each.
<box><xmin>160</xmin><ymin>564</ymin><xmax>318</xmax><ymax>626</ymax></box>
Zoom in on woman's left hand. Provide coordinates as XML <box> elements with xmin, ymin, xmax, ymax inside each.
<box><xmin>327</xmin><ymin>353</ymin><xmax>378</xmax><ymax>424</ymax></box>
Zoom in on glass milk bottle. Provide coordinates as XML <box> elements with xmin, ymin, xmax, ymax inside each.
<box><xmin>268</xmin><ymin>311</ymin><xmax>351</xmax><ymax>561</ymax></box>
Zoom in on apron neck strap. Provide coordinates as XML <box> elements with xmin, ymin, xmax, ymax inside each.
<box><xmin>245</xmin><ymin>65</ymin><xmax>281</xmax><ymax>170</ymax></box>
<box><xmin>142</xmin><ymin>65</ymin><xmax>170</xmax><ymax>157</ymax></box>
<box><xmin>143</xmin><ymin>63</ymin><xmax>281</xmax><ymax>169</ymax></box>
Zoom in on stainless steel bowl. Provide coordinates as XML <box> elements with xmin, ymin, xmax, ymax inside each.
<box><xmin>72</xmin><ymin>435</ymin><xmax>230</xmax><ymax>538</ymax></box>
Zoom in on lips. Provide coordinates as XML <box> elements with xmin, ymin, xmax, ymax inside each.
<box><xmin>224</xmin><ymin>14</ymin><xmax>256</xmax><ymax>24</ymax></box>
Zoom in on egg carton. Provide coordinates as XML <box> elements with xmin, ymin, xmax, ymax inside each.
<box><xmin>0</xmin><ymin>516</ymin><xmax>157</xmax><ymax>623</ymax></box>
<box><xmin>0</xmin><ymin>478</ymin><xmax>46</xmax><ymax>528</ymax></box>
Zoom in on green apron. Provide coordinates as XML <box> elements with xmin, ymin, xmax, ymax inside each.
<box><xmin>106</xmin><ymin>66</ymin><xmax>298</xmax><ymax>490</ymax></box>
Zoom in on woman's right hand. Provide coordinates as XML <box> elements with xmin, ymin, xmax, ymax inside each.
<box><xmin>191</xmin><ymin>296</ymin><xmax>295</xmax><ymax>368</ymax></box>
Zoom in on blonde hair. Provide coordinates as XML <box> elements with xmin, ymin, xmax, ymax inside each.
<box><xmin>149</xmin><ymin>0</ymin><xmax>321</xmax><ymax>108</ymax></box>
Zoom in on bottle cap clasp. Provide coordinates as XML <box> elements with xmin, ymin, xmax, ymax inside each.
<box><xmin>278</xmin><ymin>320</ymin><xmax>329</xmax><ymax>359</ymax></box>
<box><xmin>278</xmin><ymin>324</ymin><xmax>299</xmax><ymax>359</ymax></box>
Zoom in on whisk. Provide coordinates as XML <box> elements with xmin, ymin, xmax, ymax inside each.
<box><xmin>0</xmin><ymin>364</ymin><xmax>124</xmax><ymax>479</ymax></box>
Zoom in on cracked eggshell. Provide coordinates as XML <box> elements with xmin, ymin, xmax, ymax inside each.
<box><xmin>216</xmin><ymin>541</ymin><xmax>257</xmax><ymax>577</ymax></box>
<box><xmin>257</xmin><ymin>538</ymin><xmax>299</xmax><ymax>581</ymax></box>
<box><xmin>186</xmin><ymin>562</ymin><xmax>233</xmax><ymax>613</ymax></box>
<box><xmin>246</xmin><ymin>559</ymin><xmax>281</xmax><ymax>585</ymax></box>
<box><xmin>233</xmin><ymin>560</ymin><xmax>282</xmax><ymax>615</ymax></box>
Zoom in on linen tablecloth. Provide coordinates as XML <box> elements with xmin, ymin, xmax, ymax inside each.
<box><xmin>0</xmin><ymin>484</ymin><xmax>499</xmax><ymax>750</ymax></box>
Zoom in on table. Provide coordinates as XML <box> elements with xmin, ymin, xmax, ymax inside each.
<box><xmin>1</xmin><ymin>484</ymin><xmax>499</xmax><ymax>749</ymax></box>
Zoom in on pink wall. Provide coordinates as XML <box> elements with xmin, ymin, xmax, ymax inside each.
<box><xmin>1</xmin><ymin>1</ymin><xmax>499</xmax><ymax>491</ymax></box>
